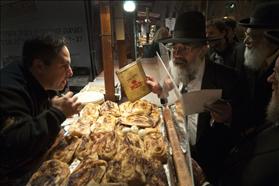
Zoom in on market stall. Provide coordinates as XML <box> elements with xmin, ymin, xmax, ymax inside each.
<box><xmin>26</xmin><ymin>56</ymin><xmax>194</xmax><ymax>186</ymax></box>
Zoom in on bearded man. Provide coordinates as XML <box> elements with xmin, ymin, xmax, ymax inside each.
<box><xmin>146</xmin><ymin>11</ymin><xmax>244</xmax><ymax>184</ymax></box>
<box><xmin>238</xmin><ymin>2</ymin><xmax>279</xmax><ymax>129</ymax></box>
<box><xmin>265</xmin><ymin>31</ymin><xmax>279</xmax><ymax>125</ymax></box>
<box><xmin>266</xmin><ymin>57</ymin><xmax>279</xmax><ymax>123</ymax></box>
<box><xmin>243</xmin><ymin>29</ymin><xmax>277</xmax><ymax>71</ymax></box>
<box><xmin>191</xmin><ymin>31</ymin><xmax>279</xmax><ymax>186</ymax></box>
<box><xmin>217</xmin><ymin>31</ymin><xmax>279</xmax><ymax>186</ymax></box>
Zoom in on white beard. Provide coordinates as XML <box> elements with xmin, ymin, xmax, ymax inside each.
<box><xmin>266</xmin><ymin>90</ymin><xmax>279</xmax><ymax>123</ymax></box>
<box><xmin>244</xmin><ymin>42</ymin><xmax>270</xmax><ymax>70</ymax></box>
<box><xmin>169</xmin><ymin>57</ymin><xmax>203</xmax><ymax>86</ymax></box>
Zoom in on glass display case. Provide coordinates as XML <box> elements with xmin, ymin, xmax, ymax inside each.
<box><xmin>140</xmin><ymin>55</ymin><xmax>194</xmax><ymax>186</ymax></box>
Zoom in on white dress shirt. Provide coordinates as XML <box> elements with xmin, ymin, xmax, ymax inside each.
<box><xmin>184</xmin><ymin>60</ymin><xmax>205</xmax><ymax>146</ymax></box>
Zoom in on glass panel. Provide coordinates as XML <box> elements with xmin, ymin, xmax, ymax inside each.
<box><xmin>140</xmin><ymin>54</ymin><xmax>194</xmax><ymax>185</ymax></box>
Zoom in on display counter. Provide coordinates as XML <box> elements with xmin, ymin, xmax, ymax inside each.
<box><xmin>26</xmin><ymin>56</ymin><xmax>194</xmax><ymax>186</ymax></box>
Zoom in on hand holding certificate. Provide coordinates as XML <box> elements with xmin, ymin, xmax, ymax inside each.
<box><xmin>181</xmin><ymin>89</ymin><xmax>222</xmax><ymax>115</ymax></box>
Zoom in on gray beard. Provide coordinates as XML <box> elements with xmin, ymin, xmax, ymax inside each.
<box><xmin>266</xmin><ymin>91</ymin><xmax>279</xmax><ymax>123</ymax></box>
<box><xmin>169</xmin><ymin>57</ymin><xmax>203</xmax><ymax>86</ymax></box>
<box><xmin>244</xmin><ymin>43</ymin><xmax>270</xmax><ymax>71</ymax></box>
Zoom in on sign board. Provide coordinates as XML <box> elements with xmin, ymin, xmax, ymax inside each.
<box><xmin>0</xmin><ymin>1</ymin><xmax>91</xmax><ymax>69</ymax></box>
<box><xmin>165</xmin><ymin>18</ymin><xmax>176</xmax><ymax>31</ymax></box>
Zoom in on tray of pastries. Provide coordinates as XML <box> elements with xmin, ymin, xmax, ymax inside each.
<box><xmin>28</xmin><ymin>99</ymin><xmax>178</xmax><ymax>186</ymax></box>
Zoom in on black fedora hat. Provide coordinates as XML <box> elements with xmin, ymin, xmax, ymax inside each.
<box><xmin>159</xmin><ymin>11</ymin><xmax>210</xmax><ymax>44</ymax></box>
<box><xmin>238</xmin><ymin>2</ymin><xmax>279</xmax><ymax>29</ymax></box>
<box><xmin>264</xmin><ymin>31</ymin><xmax>279</xmax><ymax>44</ymax></box>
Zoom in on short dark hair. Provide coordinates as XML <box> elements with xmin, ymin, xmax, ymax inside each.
<box><xmin>222</xmin><ymin>17</ymin><xmax>237</xmax><ymax>30</ymax></box>
<box><xmin>22</xmin><ymin>33</ymin><xmax>68</xmax><ymax>68</ymax></box>
<box><xmin>206</xmin><ymin>18</ymin><xmax>228</xmax><ymax>33</ymax></box>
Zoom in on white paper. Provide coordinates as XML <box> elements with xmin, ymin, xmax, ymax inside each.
<box><xmin>182</xmin><ymin>89</ymin><xmax>222</xmax><ymax>115</ymax></box>
<box><xmin>165</xmin><ymin>18</ymin><xmax>176</xmax><ymax>31</ymax></box>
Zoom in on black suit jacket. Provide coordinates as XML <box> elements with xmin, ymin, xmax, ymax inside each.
<box><xmin>220</xmin><ymin>125</ymin><xmax>279</xmax><ymax>186</ymax></box>
<box><xmin>246</xmin><ymin>60</ymin><xmax>275</xmax><ymax>128</ymax></box>
<box><xmin>207</xmin><ymin>41</ymin><xmax>245</xmax><ymax>71</ymax></box>
<box><xmin>197</xmin><ymin>60</ymin><xmax>244</xmax><ymax>141</ymax></box>
<box><xmin>193</xmin><ymin>60</ymin><xmax>245</xmax><ymax>184</ymax></box>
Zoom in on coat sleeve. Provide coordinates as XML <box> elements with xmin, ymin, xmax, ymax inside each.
<box><xmin>0</xmin><ymin>87</ymin><xmax>66</xmax><ymax>166</ymax></box>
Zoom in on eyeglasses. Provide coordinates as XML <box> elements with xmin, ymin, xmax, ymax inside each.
<box><xmin>169</xmin><ymin>44</ymin><xmax>200</xmax><ymax>53</ymax></box>
<box><xmin>173</xmin><ymin>45</ymin><xmax>192</xmax><ymax>53</ymax></box>
<box><xmin>244</xmin><ymin>31</ymin><xmax>263</xmax><ymax>41</ymax></box>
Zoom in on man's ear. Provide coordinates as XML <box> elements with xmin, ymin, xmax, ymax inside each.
<box><xmin>32</xmin><ymin>59</ymin><xmax>45</xmax><ymax>74</ymax></box>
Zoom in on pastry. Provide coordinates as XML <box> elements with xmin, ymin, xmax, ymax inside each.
<box><xmin>100</xmin><ymin>101</ymin><xmax>121</xmax><ymax>117</ymax></box>
<box><xmin>27</xmin><ymin>159</ymin><xmax>70</xmax><ymax>186</ymax></box>
<box><xmin>68</xmin><ymin>159</ymin><xmax>107</xmax><ymax>186</ymax></box>
<box><xmin>48</xmin><ymin>135</ymin><xmax>81</xmax><ymax>164</ymax></box>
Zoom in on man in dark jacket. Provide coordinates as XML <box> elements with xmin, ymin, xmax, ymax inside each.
<box><xmin>0</xmin><ymin>34</ymin><xmax>81</xmax><ymax>185</ymax></box>
<box><xmin>238</xmin><ymin>2</ymin><xmax>279</xmax><ymax>130</ymax></box>
<box><xmin>193</xmin><ymin>30</ymin><xmax>279</xmax><ymax>186</ymax></box>
<box><xmin>220</xmin><ymin>30</ymin><xmax>279</xmax><ymax>186</ymax></box>
<box><xmin>146</xmin><ymin>11</ymin><xmax>244</xmax><ymax>184</ymax></box>
<box><xmin>206</xmin><ymin>18</ymin><xmax>244</xmax><ymax>71</ymax></box>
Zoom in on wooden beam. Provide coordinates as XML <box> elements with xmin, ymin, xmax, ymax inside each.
<box><xmin>100</xmin><ymin>4</ymin><xmax>115</xmax><ymax>101</ymax></box>
<box><xmin>117</xmin><ymin>40</ymin><xmax>127</xmax><ymax>68</ymax></box>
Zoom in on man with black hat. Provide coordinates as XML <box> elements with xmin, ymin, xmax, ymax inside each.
<box><xmin>193</xmin><ymin>30</ymin><xmax>279</xmax><ymax>186</ymax></box>
<box><xmin>238</xmin><ymin>2</ymin><xmax>279</xmax><ymax>130</ymax></box>
<box><xmin>146</xmin><ymin>11</ymin><xmax>244</xmax><ymax>184</ymax></box>
<box><xmin>218</xmin><ymin>30</ymin><xmax>279</xmax><ymax>186</ymax></box>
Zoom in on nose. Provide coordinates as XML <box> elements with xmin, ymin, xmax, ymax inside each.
<box><xmin>173</xmin><ymin>50</ymin><xmax>179</xmax><ymax>58</ymax></box>
<box><xmin>173</xmin><ymin>52</ymin><xmax>183</xmax><ymax>61</ymax></box>
<box><xmin>173</xmin><ymin>48</ymin><xmax>179</xmax><ymax>55</ymax></box>
<box><xmin>267</xmin><ymin>72</ymin><xmax>275</xmax><ymax>84</ymax></box>
<box><xmin>67</xmin><ymin>66</ymin><xmax>73</xmax><ymax>78</ymax></box>
<box><xmin>244</xmin><ymin>36</ymin><xmax>252</xmax><ymax>48</ymax></box>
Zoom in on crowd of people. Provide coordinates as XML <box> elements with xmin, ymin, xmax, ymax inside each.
<box><xmin>0</xmin><ymin>1</ymin><xmax>279</xmax><ymax>186</ymax></box>
<box><xmin>146</xmin><ymin>2</ymin><xmax>279</xmax><ymax>186</ymax></box>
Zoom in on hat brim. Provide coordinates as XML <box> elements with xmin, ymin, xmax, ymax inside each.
<box><xmin>238</xmin><ymin>18</ymin><xmax>279</xmax><ymax>29</ymax></box>
<box><xmin>158</xmin><ymin>37</ymin><xmax>213</xmax><ymax>44</ymax></box>
<box><xmin>265</xmin><ymin>31</ymin><xmax>279</xmax><ymax>44</ymax></box>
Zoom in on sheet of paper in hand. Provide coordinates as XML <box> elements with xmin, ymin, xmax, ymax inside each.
<box><xmin>182</xmin><ymin>89</ymin><xmax>222</xmax><ymax>115</ymax></box>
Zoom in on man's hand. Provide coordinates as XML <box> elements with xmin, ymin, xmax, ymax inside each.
<box><xmin>51</xmin><ymin>91</ymin><xmax>81</xmax><ymax>118</ymax></box>
<box><xmin>204</xmin><ymin>99</ymin><xmax>232</xmax><ymax>123</ymax></box>
<box><xmin>146</xmin><ymin>75</ymin><xmax>162</xmax><ymax>95</ymax></box>
<box><xmin>162</xmin><ymin>76</ymin><xmax>174</xmax><ymax>92</ymax></box>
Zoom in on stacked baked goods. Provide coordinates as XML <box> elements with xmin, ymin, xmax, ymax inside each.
<box><xmin>27</xmin><ymin>159</ymin><xmax>70</xmax><ymax>186</ymax></box>
<box><xmin>27</xmin><ymin>99</ymin><xmax>168</xmax><ymax>186</ymax></box>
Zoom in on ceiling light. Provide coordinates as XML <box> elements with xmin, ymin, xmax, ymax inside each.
<box><xmin>123</xmin><ymin>1</ymin><xmax>136</xmax><ymax>12</ymax></box>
